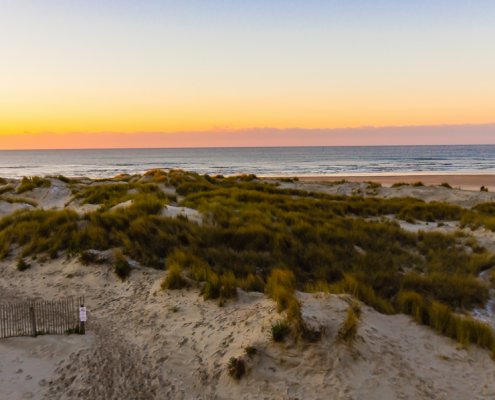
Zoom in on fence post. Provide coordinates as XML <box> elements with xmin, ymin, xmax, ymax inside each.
<box><xmin>29</xmin><ymin>306</ymin><xmax>37</xmax><ymax>337</ymax></box>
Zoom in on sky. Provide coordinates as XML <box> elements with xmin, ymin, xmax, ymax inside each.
<box><xmin>1</xmin><ymin>0</ymin><xmax>494</xmax><ymax>149</ymax></box>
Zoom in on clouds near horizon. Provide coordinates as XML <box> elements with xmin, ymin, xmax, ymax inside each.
<box><xmin>1</xmin><ymin>124</ymin><xmax>494</xmax><ymax>150</ymax></box>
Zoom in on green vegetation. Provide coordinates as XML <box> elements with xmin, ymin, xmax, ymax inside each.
<box><xmin>113</xmin><ymin>249</ymin><xmax>131</xmax><ymax>281</ymax></box>
<box><xmin>16</xmin><ymin>258</ymin><xmax>31</xmax><ymax>271</ymax></box>
<box><xmin>397</xmin><ymin>290</ymin><xmax>495</xmax><ymax>350</ymax></box>
<box><xmin>338</xmin><ymin>304</ymin><xmax>360</xmax><ymax>343</ymax></box>
<box><xmin>244</xmin><ymin>345</ymin><xmax>257</xmax><ymax>358</ymax></box>
<box><xmin>227</xmin><ymin>356</ymin><xmax>246</xmax><ymax>380</ymax></box>
<box><xmin>0</xmin><ymin>184</ymin><xmax>14</xmax><ymax>195</ymax></box>
<box><xmin>161</xmin><ymin>256</ymin><xmax>189</xmax><ymax>290</ymax></box>
<box><xmin>16</xmin><ymin>176</ymin><xmax>51</xmax><ymax>194</ymax></box>
<box><xmin>74</xmin><ymin>181</ymin><xmax>169</xmax><ymax>210</ymax></box>
<box><xmin>0</xmin><ymin>195</ymin><xmax>38</xmax><ymax>207</ymax></box>
<box><xmin>271</xmin><ymin>320</ymin><xmax>291</xmax><ymax>342</ymax></box>
<box><xmin>461</xmin><ymin>202</ymin><xmax>495</xmax><ymax>231</ymax></box>
<box><xmin>1</xmin><ymin>170</ymin><xmax>495</xmax><ymax>351</ymax></box>
<box><xmin>266</xmin><ymin>268</ymin><xmax>296</xmax><ymax>311</ymax></box>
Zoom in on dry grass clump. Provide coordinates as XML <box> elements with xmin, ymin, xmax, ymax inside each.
<box><xmin>402</xmin><ymin>273</ymin><xmax>488</xmax><ymax>309</ymax></box>
<box><xmin>161</xmin><ymin>262</ymin><xmax>189</xmax><ymax>290</ymax></box>
<box><xmin>113</xmin><ymin>249</ymin><xmax>131</xmax><ymax>281</ymax></box>
<box><xmin>16</xmin><ymin>258</ymin><xmax>31</xmax><ymax>271</ymax></box>
<box><xmin>271</xmin><ymin>320</ymin><xmax>291</xmax><ymax>342</ymax></box>
<box><xmin>16</xmin><ymin>176</ymin><xmax>51</xmax><ymax>194</ymax></box>
<box><xmin>332</xmin><ymin>275</ymin><xmax>395</xmax><ymax>315</ymax></box>
<box><xmin>238</xmin><ymin>273</ymin><xmax>265</xmax><ymax>292</ymax></box>
<box><xmin>202</xmin><ymin>271</ymin><xmax>238</xmax><ymax>303</ymax></box>
<box><xmin>266</xmin><ymin>268</ymin><xmax>296</xmax><ymax>312</ymax></box>
<box><xmin>397</xmin><ymin>290</ymin><xmax>495</xmax><ymax>351</ymax></box>
<box><xmin>304</xmin><ymin>280</ymin><xmax>332</xmax><ymax>293</ymax></box>
<box><xmin>0</xmin><ymin>209</ymin><xmax>80</xmax><ymax>259</ymax></box>
<box><xmin>461</xmin><ymin>202</ymin><xmax>495</xmax><ymax>231</ymax></box>
<box><xmin>75</xmin><ymin>182</ymin><xmax>167</xmax><ymax>210</ymax></box>
<box><xmin>0</xmin><ymin>184</ymin><xmax>14</xmax><ymax>195</ymax></box>
<box><xmin>338</xmin><ymin>304</ymin><xmax>360</xmax><ymax>343</ymax></box>
<box><xmin>227</xmin><ymin>356</ymin><xmax>246</xmax><ymax>380</ymax></box>
<box><xmin>0</xmin><ymin>196</ymin><xmax>38</xmax><ymax>207</ymax></box>
<box><xmin>244</xmin><ymin>345</ymin><xmax>257</xmax><ymax>358</ymax></box>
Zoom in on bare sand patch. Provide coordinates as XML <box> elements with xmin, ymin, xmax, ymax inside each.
<box><xmin>1</xmin><ymin>258</ymin><xmax>495</xmax><ymax>399</ymax></box>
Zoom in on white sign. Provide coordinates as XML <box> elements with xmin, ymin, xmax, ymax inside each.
<box><xmin>79</xmin><ymin>306</ymin><xmax>87</xmax><ymax>322</ymax></box>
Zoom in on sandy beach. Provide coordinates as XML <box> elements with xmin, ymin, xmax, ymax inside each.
<box><xmin>296</xmin><ymin>174</ymin><xmax>495</xmax><ymax>191</ymax></box>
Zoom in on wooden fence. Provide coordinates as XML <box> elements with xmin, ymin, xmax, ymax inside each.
<box><xmin>0</xmin><ymin>296</ymin><xmax>84</xmax><ymax>338</ymax></box>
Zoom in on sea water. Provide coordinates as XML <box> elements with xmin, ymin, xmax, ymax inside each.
<box><xmin>1</xmin><ymin>145</ymin><xmax>495</xmax><ymax>178</ymax></box>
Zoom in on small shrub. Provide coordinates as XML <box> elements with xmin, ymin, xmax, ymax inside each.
<box><xmin>440</xmin><ymin>182</ymin><xmax>453</xmax><ymax>189</ymax></box>
<box><xmin>227</xmin><ymin>356</ymin><xmax>246</xmax><ymax>380</ymax></box>
<box><xmin>412</xmin><ymin>181</ymin><xmax>424</xmax><ymax>187</ymax></box>
<box><xmin>271</xmin><ymin>320</ymin><xmax>291</xmax><ymax>342</ymax></box>
<box><xmin>17</xmin><ymin>258</ymin><xmax>31</xmax><ymax>271</ymax></box>
<box><xmin>481</xmin><ymin>186</ymin><xmax>489</xmax><ymax>192</ymax></box>
<box><xmin>161</xmin><ymin>262</ymin><xmax>189</xmax><ymax>290</ymax></box>
<box><xmin>113</xmin><ymin>249</ymin><xmax>131</xmax><ymax>280</ymax></box>
<box><xmin>244</xmin><ymin>346</ymin><xmax>257</xmax><ymax>358</ymax></box>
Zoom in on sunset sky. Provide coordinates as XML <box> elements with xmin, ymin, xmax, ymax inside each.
<box><xmin>1</xmin><ymin>1</ymin><xmax>494</xmax><ymax>148</ymax></box>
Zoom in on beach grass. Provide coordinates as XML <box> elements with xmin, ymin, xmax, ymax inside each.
<box><xmin>1</xmin><ymin>169</ymin><xmax>495</xmax><ymax>350</ymax></box>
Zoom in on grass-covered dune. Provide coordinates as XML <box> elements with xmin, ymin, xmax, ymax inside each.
<box><xmin>2</xmin><ymin>169</ymin><xmax>495</xmax><ymax>353</ymax></box>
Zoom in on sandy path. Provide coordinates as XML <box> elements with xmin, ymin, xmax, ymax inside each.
<box><xmin>0</xmin><ymin>335</ymin><xmax>93</xmax><ymax>400</ymax></box>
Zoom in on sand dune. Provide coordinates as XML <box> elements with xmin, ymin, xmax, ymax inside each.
<box><xmin>2</xmin><ymin>176</ymin><xmax>495</xmax><ymax>399</ymax></box>
<box><xmin>1</xmin><ymin>258</ymin><xmax>495</xmax><ymax>399</ymax></box>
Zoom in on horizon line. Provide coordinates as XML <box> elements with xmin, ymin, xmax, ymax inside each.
<box><xmin>2</xmin><ymin>143</ymin><xmax>495</xmax><ymax>152</ymax></box>
<box><xmin>2</xmin><ymin>123</ymin><xmax>495</xmax><ymax>150</ymax></box>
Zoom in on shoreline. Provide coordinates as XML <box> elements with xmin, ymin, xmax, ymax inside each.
<box><xmin>290</xmin><ymin>174</ymin><xmax>495</xmax><ymax>191</ymax></box>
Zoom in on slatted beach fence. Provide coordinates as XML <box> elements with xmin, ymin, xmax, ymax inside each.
<box><xmin>0</xmin><ymin>296</ymin><xmax>85</xmax><ymax>338</ymax></box>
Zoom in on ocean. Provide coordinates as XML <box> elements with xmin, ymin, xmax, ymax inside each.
<box><xmin>1</xmin><ymin>145</ymin><xmax>495</xmax><ymax>179</ymax></box>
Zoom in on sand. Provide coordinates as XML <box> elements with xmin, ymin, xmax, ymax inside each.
<box><xmin>296</xmin><ymin>174</ymin><xmax>495</xmax><ymax>191</ymax></box>
<box><xmin>1</xmin><ymin>256</ymin><xmax>495</xmax><ymax>400</ymax></box>
<box><xmin>273</xmin><ymin>176</ymin><xmax>495</xmax><ymax>208</ymax></box>
<box><xmin>1</xmin><ymin>175</ymin><xmax>495</xmax><ymax>399</ymax></box>
<box><xmin>0</xmin><ymin>335</ymin><xmax>93</xmax><ymax>400</ymax></box>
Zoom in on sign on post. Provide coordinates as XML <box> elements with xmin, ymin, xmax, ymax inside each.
<box><xmin>79</xmin><ymin>306</ymin><xmax>87</xmax><ymax>322</ymax></box>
